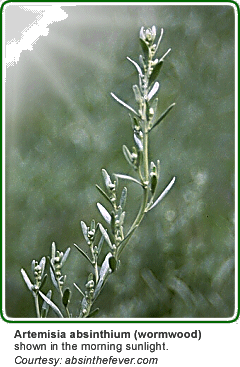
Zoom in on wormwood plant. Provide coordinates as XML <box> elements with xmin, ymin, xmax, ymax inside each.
<box><xmin>21</xmin><ymin>26</ymin><xmax>176</xmax><ymax>318</ymax></box>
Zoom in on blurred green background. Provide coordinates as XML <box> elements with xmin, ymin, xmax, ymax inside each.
<box><xmin>5</xmin><ymin>4</ymin><xmax>235</xmax><ymax>318</ymax></box>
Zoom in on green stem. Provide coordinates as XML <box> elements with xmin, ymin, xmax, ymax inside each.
<box><xmin>34</xmin><ymin>294</ymin><xmax>40</xmax><ymax>318</ymax></box>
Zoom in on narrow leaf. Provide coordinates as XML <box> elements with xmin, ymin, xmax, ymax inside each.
<box><xmin>139</xmin><ymin>26</ymin><xmax>145</xmax><ymax>41</ymax></box>
<box><xmin>119</xmin><ymin>211</ymin><xmax>126</xmax><ymax>226</ymax></box>
<box><xmin>74</xmin><ymin>244</ymin><xmax>93</xmax><ymax>264</ymax></box>
<box><xmin>111</xmin><ymin>92</ymin><xmax>139</xmax><ymax>116</ymax></box>
<box><xmin>21</xmin><ymin>269</ymin><xmax>33</xmax><ymax>291</ymax></box>
<box><xmin>95</xmin><ymin>184</ymin><xmax>112</xmax><ymax>205</ymax></box>
<box><xmin>160</xmin><ymin>47</ymin><xmax>171</xmax><ymax>62</ymax></box>
<box><xmin>102</xmin><ymin>168</ymin><xmax>112</xmax><ymax>189</ymax></box>
<box><xmin>62</xmin><ymin>288</ymin><xmax>71</xmax><ymax>308</ymax></box>
<box><xmin>41</xmin><ymin>290</ymin><xmax>52</xmax><ymax>318</ymax></box>
<box><xmin>148</xmin><ymin>177</ymin><xmax>176</xmax><ymax>211</ymax></box>
<box><xmin>61</xmin><ymin>247</ymin><xmax>71</xmax><ymax>266</ymax></box>
<box><xmin>94</xmin><ymin>252</ymin><xmax>112</xmax><ymax>298</ymax></box>
<box><xmin>97</xmin><ymin>203</ymin><xmax>111</xmax><ymax>224</ymax></box>
<box><xmin>39</xmin><ymin>257</ymin><xmax>46</xmax><ymax>274</ymax></box>
<box><xmin>127</xmin><ymin>56</ymin><xmax>143</xmax><ymax>77</ymax></box>
<box><xmin>139</xmin><ymin>38</ymin><xmax>149</xmax><ymax>60</ymax></box>
<box><xmin>97</xmin><ymin>234</ymin><xmax>105</xmax><ymax>254</ymax></box>
<box><xmin>134</xmin><ymin>132</ymin><xmax>143</xmax><ymax>151</ymax></box>
<box><xmin>139</xmin><ymin>54</ymin><xmax>145</xmax><ymax>69</ymax></box>
<box><xmin>119</xmin><ymin>187</ymin><xmax>127</xmax><ymax>210</ymax></box>
<box><xmin>150</xmin><ymin>103</ymin><xmax>175</xmax><ymax>131</ymax></box>
<box><xmin>155</xmin><ymin>27</ymin><xmax>164</xmax><ymax>54</ymax></box>
<box><xmin>90</xmin><ymin>219</ymin><xmax>95</xmax><ymax>232</ymax></box>
<box><xmin>99</xmin><ymin>253</ymin><xmax>112</xmax><ymax>282</ymax></box>
<box><xmin>98</xmin><ymin>223</ymin><xmax>113</xmax><ymax>249</ymax></box>
<box><xmin>132</xmin><ymin>84</ymin><xmax>142</xmax><ymax>102</ymax></box>
<box><xmin>80</xmin><ymin>221</ymin><xmax>89</xmax><ymax>243</ymax></box>
<box><xmin>149</xmin><ymin>61</ymin><xmax>163</xmax><ymax>85</ymax></box>
<box><xmin>114</xmin><ymin>173</ymin><xmax>142</xmax><ymax>187</ymax></box>
<box><xmin>51</xmin><ymin>242</ymin><xmax>56</xmax><ymax>260</ymax></box>
<box><xmin>31</xmin><ymin>260</ymin><xmax>36</xmax><ymax>275</ymax></box>
<box><xmin>49</xmin><ymin>265</ymin><xmax>58</xmax><ymax>290</ymax></box>
<box><xmin>148</xmin><ymin>82</ymin><xmax>159</xmax><ymax>101</ymax></box>
<box><xmin>39</xmin><ymin>290</ymin><xmax>64</xmax><ymax>318</ymax></box>
<box><xmin>122</xmin><ymin>145</ymin><xmax>136</xmax><ymax>169</ymax></box>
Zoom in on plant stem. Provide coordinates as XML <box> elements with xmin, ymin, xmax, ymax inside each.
<box><xmin>34</xmin><ymin>294</ymin><xmax>40</xmax><ymax>318</ymax></box>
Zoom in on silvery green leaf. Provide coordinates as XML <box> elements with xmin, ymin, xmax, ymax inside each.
<box><xmin>41</xmin><ymin>290</ymin><xmax>52</xmax><ymax>318</ymax></box>
<box><xmin>155</xmin><ymin>27</ymin><xmax>164</xmax><ymax>53</ymax></box>
<box><xmin>62</xmin><ymin>288</ymin><xmax>71</xmax><ymax>308</ymax></box>
<box><xmin>119</xmin><ymin>187</ymin><xmax>127</xmax><ymax>210</ymax></box>
<box><xmin>97</xmin><ymin>203</ymin><xmax>111</xmax><ymax>224</ymax></box>
<box><xmin>122</xmin><ymin>145</ymin><xmax>136</xmax><ymax>169</ymax></box>
<box><xmin>151</xmin><ymin>25</ymin><xmax>157</xmax><ymax>39</ymax></box>
<box><xmin>97</xmin><ymin>234</ymin><xmax>105</xmax><ymax>253</ymax></box>
<box><xmin>49</xmin><ymin>265</ymin><xmax>58</xmax><ymax>290</ymax></box>
<box><xmin>139</xmin><ymin>55</ymin><xmax>145</xmax><ymax>69</ymax></box>
<box><xmin>99</xmin><ymin>253</ymin><xmax>112</xmax><ymax>282</ymax></box>
<box><xmin>39</xmin><ymin>257</ymin><xmax>46</xmax><ymax>274</ymax></box>
<box><xmin>132</xmin><ymin>84</ymin><xmax>142</xmax><ymax>103</ymax></box>
<box><xmin>102</xmin><ymin>168</ymin><xmax>112</xmax><ymax>190</ymax></box>
<box><xmin>151</xmin><ymin>97</ymin><xmax>158</xmax><ymax>112</ymax></box>
<box><xmin>149</xmin><ymin>61</ymin><xmax>163</xmax><ymax>85</ymax></box>
<box><xmin>98</xmin><ymin>223</ymin><xmax>113</xmax><ymax>249</ymax></box>
<box><xmin>73</xmin><ymin>283</ymin><xmax>85</xmax><ymax>297</ymax></box>
<box><xmin>139</xmin><ymin>26</ymin><xmax>145</xmax><ymax>40</ymax></box>
<box><xmin>90</xmin><ymin>219</ymin><xmax>95</xmax><ymax>232</ymax></box>
<box><xmin>148</xmin><ymin>176</ymin><xmax>176</xmax><ymax>211</ymax></box>
<box><xmin>119</xmin><ymin>211</ymin><xmax>125</xmax><ymax>226</ymax></box>
<box><xmin>31</xmin><ymin>260</ymin><xmax>36</xmax><ymax>274</ymax></box>
<box><xmin>160</xmin><ymin>47</ymin><xmax>171</xmax><ymax>62</ymax></box>
<box><xmin>21</xmin><ymin>269</ymin><xmax>33</xmax><ymax>291</ymax></box>
<box><xmin>80</xmin><ymin>220</ymin><xmax>89</xmax><ymax>243</ymax></box>
<box><xmin>95</xmin><ymin>184</ymin><xmax>112</xmax><ymax>205</ymax></box>
<box><xmin>94</xmin><ymin>252</ymin><xmax>112</xmax><ymax>298</ymax></box>
<box><xmin>111</xmin><ymin>92</ymin><xmax>139</xmax><ymax>116</ymax></box>
<box><xmin>74</xmin><ymin>244</ymin><xmax>93</xmax><ymax>264</ymax></box>
<box><xmin>39</xmin><ymin>290</ymin><xmax>64</xmax><ymax>318</ymax></box>
<box><xmin>51</xmin><ymin>242</ymin><xmax>56</xmax><ymax>260</ymax></box>
<box><xmin>148</xmin><ymin>82</ymin><xmax>159</xmax><ymax>101</ymax></box>
<box><xmin>61</xmin><ymin>247</ymin><xmax>71</xmax><ymax>266</ymax></box>
<box><xmin>134</xmin><ymin>133</ymin><xmax>143</xmax><ymax>151</ymax></box>
<box><xmin>139</xmin><ymin>38</ymin><xmax>149</xmax><ymax>61</ymax></box>
<box><xmin>150</xmin><ymin>103</ymin><xmax>175</xmax><ymax>131</ymax></box>
<box><xmin>127</xmin><ymin>57</ymin><xmax>143</xmax><ymax>77</ymax></box>
<box><xmin>114</xmin><ymin>173</ymin><xmax>142</xmax><ymax>186</ymax></box>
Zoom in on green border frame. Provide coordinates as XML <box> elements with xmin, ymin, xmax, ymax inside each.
<box><xmin>1</xmin><ymin>0</ymin><xmax>238</xmax><ymax>324</ymax></box>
